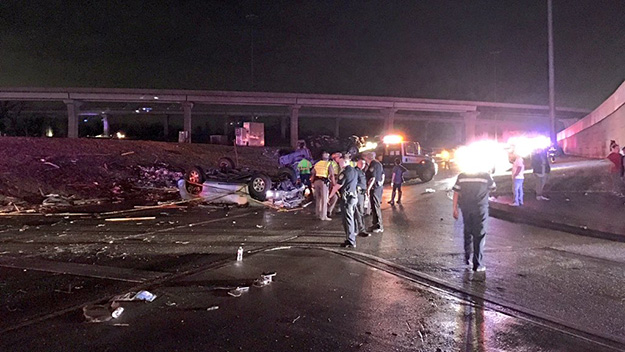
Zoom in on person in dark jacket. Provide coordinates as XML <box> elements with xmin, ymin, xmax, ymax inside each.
<box><xmin>354</xmin><ymin>159</ymin><xmax>369</xmax><ymax>237</ymax></box>
<box><xmin>364</xmin><ymin>152</ymin><xmax>384</xmax><ymax>233</ymax></box>
<box><xmin>531</xmin><ymin>148</ymin><xmax>551</xmax><ymax>200</ymax></box>
<box><xmin>335</xmin><ymin>156</ymin><xmax>359</xmax><ymax>248</ymax></box>
<box><xmin>453</xmin><ymin>171</ymin><xmax>496</xmax><ymax>272</ymax></box>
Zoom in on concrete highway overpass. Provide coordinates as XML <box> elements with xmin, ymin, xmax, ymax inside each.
<box><xmin>0</xmin><ymin>87</ymin><xmax>589</xmax><ymax>148</ymax></box>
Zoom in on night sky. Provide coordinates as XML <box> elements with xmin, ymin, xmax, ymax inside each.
<box><xmin>0</xmin><ymin>0</ymin><xmax>623</xmax><ymax>109</ymax></box>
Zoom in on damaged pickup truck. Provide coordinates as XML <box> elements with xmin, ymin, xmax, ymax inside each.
<box><xmin>178</xmin><ymin>150</ymin><xmax>310</xmax><ymax>208</ymax></box>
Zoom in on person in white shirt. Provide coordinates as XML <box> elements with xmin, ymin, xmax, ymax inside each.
<box><xmin>510</xmin><ymin>152</ymin><xmax>525</xmax><ymax>206</ymax></box>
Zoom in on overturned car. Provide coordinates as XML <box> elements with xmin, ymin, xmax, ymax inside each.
<box><xmin>179</xmin><ymin>153</ymin><xmax>309</xmax><ymax>208</ymax></box>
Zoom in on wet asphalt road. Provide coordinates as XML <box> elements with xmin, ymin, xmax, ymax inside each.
<box><xmin>1</xmin><ymin>170</ymin><xmax>625</xmax><ymax>351</ymax></box>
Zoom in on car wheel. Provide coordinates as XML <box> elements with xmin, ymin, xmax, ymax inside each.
<box><xmin>419</xmin><ymin>167</ymin><xmax>435</xmax><ymax>182</ymax></box>
<box><xmin>278</xmin><ymin>167</ymin><xmax>297</xmax><ymax>184</ymax></box>
<box><xmin>218</xmin><ymin>157</ymin><xmax>236</xmax><ymax>172</ymax></box>
<box><xmin>185</xmin><ymin>166</ymin><xmax>206</xmax><ymax>195</ymax></box>
<box><xmin>248</xmin><ymin>173</ymin><xmax>272</xmax><ymax>201</ymax></box>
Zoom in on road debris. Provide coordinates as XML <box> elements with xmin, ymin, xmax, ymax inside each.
<box><xmin>424</xmin><ymin>188</ymin><xmax>436</xmax><ymax>193</ymax></box>
<box><xmin>121</xmin><ymin>151</ymin><xmax>135</xmax><ymax>156</ymax></box>
<box><xmin>40</xmin><ymin>159</ymin><xmax>60</xmax><ymax>169</ymax></box>
<box><xmin>227</xmin><ymin>286</ymin><xmax>250</xmax><ymax>297</ymax></box>
<box><xmin>113</xmin><ymin>290</ymin><xmax>158</xmax><ymax>302</ymax></box>
<box><xmin>253</xmin><ymin>272</ymin><xmax>277</xmax><ymax>287</ymax></box>
<box><xmin>42</xmin><ymin>194</ymin><xmax>72</xmax><ymax>208</ymax></box>
<box><xmin>206</xmin><ymin>306</ymin><xmax>219</xmax><ymax>311</ymax></box>
<box><xmin>105</xmin><ymin>216</ymin><xmax>157</xmax><ymax>222</ymax></box>
<box><xmin>83</xmin><ymin>304</ymin><xmax>116</xmax><ymax>323</ymax></box>
<box><xmin>111</xmin><ymin>307</ymin><xmax>124</xmax><ymax>319</ymax></box>
<box><xmin>292</xmin><ymin>315</ymin><xmax>301</xmax><ymax>324</ymax></box>
<box><xmin>236</xmin><ymin>246</ymin><xmax>243</xmax><ymax>261</ymax></box>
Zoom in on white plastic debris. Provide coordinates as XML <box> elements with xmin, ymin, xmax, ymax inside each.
<box><xmin>237</xmin><ymin>246</ymin><xmax>243</xmax><ymax>261</ymax></box>
<box><xmin>227</xmin><ymin>286</ymin><xmax>249</xmax><ymax>297</ymax></box>
<box><xmin>424</xmin><ymin>188</ymin><xmax>436</xmax><ymax>193</ymax></box>
<box><xmin>111</xmin><ymin>307</ymin><xmax>124</xmax><ymax>319</ymax></box>
<box><xmin>112</xmin><ymin>290</ymin><xmax>157</xmax><ymax>302</ymax></box>
<box><xmin>253</xmin><ymin>272</ymin><xmax>277</xmax><ymax>287</ymax></box>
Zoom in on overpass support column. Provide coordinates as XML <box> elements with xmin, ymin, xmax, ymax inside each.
<box><xmin>334</xmin><ymin>117</ymin><xmax>341</xmax><ymax>138</ymax></box>
<box><xmin>281</xmin><ymin>115</ymin><xmax>288</xmax><ymax>140</ymax></box>
<box><xmin>455</xmin><ymin>123</ymin><xmax>463</xmax><ymax>145</ymax></box>
<box><xmin>290</xmin><ymin>105</ymin><xmax>300</xmax><ymax>149</ymax></box>
<box><xmin>463</xmin><ymin>112</ymin><xmax>479</xmax><ymax>144</ymax></box>
<box><xmin>101</xmin><ymin>113</ymin><xmax>110</xmax><ymax>138</ymax></box>
<box><xmin>182</xmin><ymin>102</ymin><xmax>193</xmax><ymax>143</ymax></box>
<box><xmin>64</xmin><ymin>100</ymin><xmax>82</xmax><ymax>139</ymax></box>
<box><xmin>164</xmin><ymin>115</ymin><xmax>170</xmax><ymax>140</ymax></box>
<box><xmin>382</xmin><ymin>108</ymin><xmax>397</xmax><ymax>132</ymax></box>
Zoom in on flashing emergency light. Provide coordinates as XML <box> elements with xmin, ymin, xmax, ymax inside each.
<box><xmin>507</xmin><ymin>135</ymin><xmax>551</xmax><ymax>157</ymax></box>
<box><xmin>455</xmin><ymin>140</ymin><xmax>509</xmax><ymax>175</ymax></box>
<box><xmin>439</xmin><ymin>149</ymin><xmax>450</xmax><ymax>160</ymax></box>
<box><xmin>359</xmin><ymin>141</ymin><xmax>378</xmax><ymax>152</ymax></box>
<box><xmin>382</xmin><ymin>134</ymin><xmax>403</xmax><ymax>145</ymax></box>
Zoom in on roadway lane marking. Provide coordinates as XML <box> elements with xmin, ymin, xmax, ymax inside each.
<box><xmin>0</xmin><ymin>257</ymin><xmax>166</xmax><ymax>283</ymax></box>
<box><xmin>119</xmin><ymin>210</ymin><xmax>258</xmax><ymax>240</ymax></box>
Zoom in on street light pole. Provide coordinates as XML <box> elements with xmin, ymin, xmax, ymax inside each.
<box><xmin>547</xmin><ymin>0</ymin><xmax>556</xmax><ymax>145</ymax></box>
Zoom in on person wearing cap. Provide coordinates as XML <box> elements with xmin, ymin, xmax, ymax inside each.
<box><xmin>364</xmin><ymin>151</ymin><xmax>385</xmax><ymax>233</ymax></box>
<box><xmin>311</xmin><ymin>151</ymin><xmax>334</xmax><ymax>220</ymax></box>
<box><xmin>334</xmin><ymin>155</ymin><xmax>359</xmax><ymax>248</ymax></box>
<box><xmin>452</xmin><ymin>170</ymin><xmax>496</xmax><ymax>272</ymax></box>
<box><xmin>327</xmin><ymin>152</ymin><xmax>342</xmax><ymax>217</ymax></box>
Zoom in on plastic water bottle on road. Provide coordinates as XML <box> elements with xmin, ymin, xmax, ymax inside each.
<box><xmin>237</xmin><ymin>246</ymin><xmax>243</xmax><ymax>261</ymax></box>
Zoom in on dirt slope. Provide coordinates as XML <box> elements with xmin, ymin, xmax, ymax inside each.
<box><xmin>0</xmin><ymin>137</ymin><xmax>280</xmax><ymax>212</ymax></box>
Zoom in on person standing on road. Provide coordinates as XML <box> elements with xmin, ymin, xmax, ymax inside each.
<box><xmin>388</xmin><ymin>158</ymin><xmax>408</xmax><ymax>205</ymax></box>
<box><xmin>327</xmin><ymin>152</ymin><xmax>342</xmax><ymax>217</ymax></box>
<box><xmin>354</xmin><ymin>158</ymin><xmax>369</xmax><ymax>237</ymax></box>
<box><xmin>510</xmin><ymin>151</ymin><xmax>525</xmax><ymax>206</ymax></box>
<box><xmin>531</xmin><ymin>148</ymin><xmax>551</xmax><ymax>201</ymax></box>
<box><xmin>621</xmin><ymin>146</ymin><xmax>625</xmax><ymax>179</ymax></box>
<box><xmin>452</xmin><ymin>171</ymin><xmax>496</xmax><ymax>272</ymax></box>
<box><xmin>297</xmin><ymin>157</ymin><xmax>313</xmax><ymax>196</ymax></box>
<box><xmin>364</xmin><ymin>151</ymin><xmax>385</xmax><ymax>233</ymax></box>
<box><xmin>335</xmin><ymin>156</ymin><xmax>359</xmax><ymax>248</ymax></box>
<box><xmin>311</xmin><ymin>151</ymin><xmax>334</xmax><ymax>221</ymax></box>
<box><xmin>607</xmin><ymin>140</ymin><xmax>624</xmax><ymax>197</ymax></box>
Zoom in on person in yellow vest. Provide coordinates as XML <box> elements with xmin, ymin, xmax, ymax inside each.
<box><xmin>311</xmin><ymin>151</ymin><xmax>334</xmax><ymax>221</ymax></box>
<box><xmin>297</xmin><ymin>158</ymin><xmax>313</xmax><ymax>196</ymax></box>
<box><xmin>327</xmin><ymin>152</ymin><xmax>342</xmax><ymax>217</ymax></box>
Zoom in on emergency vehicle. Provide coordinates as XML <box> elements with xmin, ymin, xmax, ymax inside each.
<box><xmin>362</xmin><ymin>135</ymin><xmax>438</xmax><ymax>183</ymax></box>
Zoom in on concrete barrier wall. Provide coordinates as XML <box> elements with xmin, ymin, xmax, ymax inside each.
<box><xmin>557</xmin><ymin>81</ymin><xmax>625</xmax><ymax>158</ymax></box>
